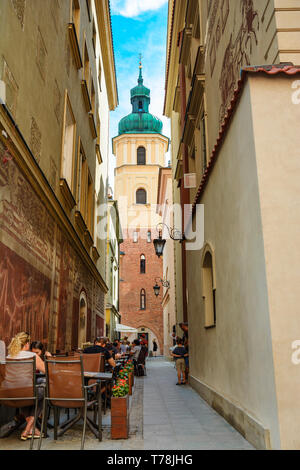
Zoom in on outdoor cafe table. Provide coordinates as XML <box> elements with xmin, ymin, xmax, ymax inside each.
<box><xmin>84</xmin><ymin>372</ymin><xmax>113</xmax><ymax>382</ymax></box>
<box><xmin>84</xmin><ymin>371</ymin><xmax>113</xmax><ymax>418</ymax></box>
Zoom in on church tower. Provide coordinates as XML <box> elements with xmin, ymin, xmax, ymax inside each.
<box><xmin>113</xmin><ymin>60</ymin><xmax>169</xmax><ymax>354</ymax></box>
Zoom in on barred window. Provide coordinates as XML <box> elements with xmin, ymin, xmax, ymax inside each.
<box><xmin>136</xmin><ymin>188</ymin><xmax>147</xmax><ymax>205</ymax></box>
<box><xmin>140</xmin><ymin>255</ymin><xmax>146</xmax><ymax>274</ymax></box>
<box><xmin>137</xmin><ymin>146</ymin><xmax>146</xmax><ymax>165</ymax></box>
<box><xmin>140</xmin><ymin>289</ymin><xmax>146</xmax><ymax>310</ymax></box>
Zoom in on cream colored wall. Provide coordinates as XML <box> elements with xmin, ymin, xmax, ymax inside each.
<box><xmin>250</xmin><ymin>74</ymin><xmax>300</xmax><ymax>450</ymax></box>
<box><xmin>186</xmin><ymin>81</ymin><xmax>281</xmax><ymax>449</ymax></box>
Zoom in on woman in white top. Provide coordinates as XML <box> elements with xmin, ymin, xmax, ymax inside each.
<box><xmin>7</xmin><ymin>332</ymin><xmax>45</xmax><ymax>440</ymax></box>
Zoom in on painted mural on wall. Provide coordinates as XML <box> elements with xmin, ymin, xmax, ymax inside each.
<box><xmin>0</xmin><ymin>242</ymin><xmax>50</xmax><ymax>345</ymax></box>
<box><xmin>0</xmin><ymin>141</ymin><xmax>55</xmax><ymax>271</ymax></box>
<box><xmin>219</xmin><ymin>0</ymin><xmax>259</xmax><ymax>124</ymax></box>
<box><xmin>0</xmin><ymin>141</ymin><xmax>104</xmax><ymax>350</ymax></box>
<box><xmin>208</xmin><ymin>0</ymin><xmax>260</xmax><ymax>126</ymax></box>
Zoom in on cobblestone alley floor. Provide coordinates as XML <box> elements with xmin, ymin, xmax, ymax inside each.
<box><xmin>0</xmin><ymin>358</ymin><xmax>254</xmax><ymax>450</ymax></box>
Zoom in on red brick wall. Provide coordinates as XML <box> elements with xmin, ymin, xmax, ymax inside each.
<box><xmin>119</xmin><ymin>229</ymin><xmax>164</xmax><ymax>352</ymax></box>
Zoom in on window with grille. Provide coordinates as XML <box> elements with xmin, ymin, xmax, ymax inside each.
<box><xmin>137</xmin><ymin>147</ymin><xmax>146</xmax><ymax>165</ymax></box>
<box><xmin>140</xmin><ymin>289</ymin><xmax>146</xmax><ymax>310</ymax></box>
<box><xmin>136</xmin><ymin>188</ymin><xmax>147</xmax><ymax>205</ymax></box>
<box><xmin>140</xmin><ymin>255</ymin><xmax>146</xmax><ymax>274</ymax></box>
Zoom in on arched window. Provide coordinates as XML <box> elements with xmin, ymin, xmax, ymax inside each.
<box><xmin>136</xmin><ymin>188</ymin><xmax>147</xmax><ymax>205</ymax></box>
<box><xmin>202</xmin><ymin>245</ymin><xmax>216</xmax><ymax>328</ymax></box>
<box><xmin>140</xmin><ymin>255</ymin><xmax>146</xmax><ymax>274</ymax></box>
<box><xmin>137</xmin><ymin>146</ymin><xmax>146</xmax><ymax>165</ymax></box>
<box><xmin>78</xmin><ymin>291</ymin><xmax>87</xmax><ymax>348</ymax></box>
<box><xmin>140</xmin><ymin>289</ymin><xmax>146</xmax><ymax>310</ymax></box>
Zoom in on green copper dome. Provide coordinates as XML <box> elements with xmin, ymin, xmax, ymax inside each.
<box><xmin>118</xmin><ymin>64</ymin><xmax>163</xmax><ymax>135</ymax></box>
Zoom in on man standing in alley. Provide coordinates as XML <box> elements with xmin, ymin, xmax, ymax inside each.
<box><xmin>171</xmin><ymin>338</ymin><xmax>188</xmax><ymax>385</ymax></box>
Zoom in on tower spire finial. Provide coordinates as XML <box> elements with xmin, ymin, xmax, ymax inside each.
<box><xmin>138</xmin><ymin>53</ymin><xmax>143</xmax><ymax>84</ymax></box>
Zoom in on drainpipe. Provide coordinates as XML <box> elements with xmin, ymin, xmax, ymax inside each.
<box><xmin>179</xmin><ymin>31</ymin><xmax>189</xmax><ymax>324</ymax></box>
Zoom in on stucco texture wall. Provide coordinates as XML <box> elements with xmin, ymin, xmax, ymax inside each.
<box><xmin>187</xmin><ymin>80</ymin><xmax>280</xmax><ymax>448</ymax></box>
<box><xmin>250</xmin><ymin>74</ymin><xmax>300</xmax><ymax>450</ymax></box>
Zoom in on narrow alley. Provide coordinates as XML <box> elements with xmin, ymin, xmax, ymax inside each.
<box><xmin>0</xmin><ymin>358</ymin><xmax>253</xmax><ymax>451</ymax></box>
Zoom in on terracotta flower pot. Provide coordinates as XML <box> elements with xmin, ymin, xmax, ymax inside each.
<box><xmin>128</xmin><ymin>371</ymin><xmax>134</xmax><ymax>395</ymax></box>
<box><xmin>111</xmin><ymin>395</ymin><xmax>129</xmax><ymax>439</ymax></box>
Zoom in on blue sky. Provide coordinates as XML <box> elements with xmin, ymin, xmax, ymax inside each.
<box><xmin>109</xmin><ymin>0</ymin><xmax>170</xmax><ymax>186</ymax></box>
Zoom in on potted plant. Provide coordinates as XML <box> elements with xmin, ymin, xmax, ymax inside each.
<box><xmin>111</xmin><ymin>379</ymin><xmax>130</xmax><ymax>439</ymax></box>
<box><xmin>125</xmin><ymin>361</ymin><xmax>135</xmax><ymax>395</ymax></box>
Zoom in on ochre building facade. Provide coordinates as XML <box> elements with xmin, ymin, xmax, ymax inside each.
<box><xmin>0</xmin><ymin>0</ymin><xmax>117</xmax><ymax>352</ymax></box>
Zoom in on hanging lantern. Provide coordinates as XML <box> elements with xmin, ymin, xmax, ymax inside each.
<box><xmin>153</xmin><ymin>230</ymin><xmax>166</xmax><ymax>258</ymax></box>
<box><xmin>153</xmin><ymin>283</ymin><xmax>161</xmax><ymax>297</ymax></box>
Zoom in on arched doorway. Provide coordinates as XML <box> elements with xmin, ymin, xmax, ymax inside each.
<box><xmin>137</xmin><ymin>326</ymin><xmax>161</xmax><ymax>356</ymax></box>
<box><xmin>78</xmin><ymin>291</ymin><xmax>87</xmax><ymax>349</ymax></box>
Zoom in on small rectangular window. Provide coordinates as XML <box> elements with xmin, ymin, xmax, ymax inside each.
<box><xmin>92</xmin><ymin>20</ymin><xmax>97</xmax><ymax>57</ymax></box>
<box><xmin>201</xmin><ymin>111</ymin><xmax>207</xmax><ymax>173</ymax></box>
<box><xmin>86</xmin><ymin>171</ymin><xmax>94</xmax><ymax>234</ymax></box>
<box><xmin>62</xmin><ymin>93</ymin><xmax>76</xmax><ymax>191</ymax></box>
<box><xmin>147</xmin><ymin>231</ymin><xmax>151</xmax><ymax>243</ymax></box>
<box><xmin>84</xmin><ymin>42</ymin><xmax>90</xmax><ymax>89</ymax></box>
<box><xmin>98</xmin><ymin>58</ymin><xmax>102</xmax><ymax>92</ymax></box>
<box><xmin>86</xmin><ymin>0</ymin><xmax>91</xmax><ymax>21</ymax></box>
<box><xmin>72</xmin><ymin>0</ymin><xmax>81</xmax><ymax>40</ymax></box>
<box><xmin>79</xmin><ymin>144</ymin><xmax>87</xmax><ymax>216</ymax></box>
<box><xmin>91</xmin><ymin>80</ymin><xmax>95</xmax><ymax>115</ymax></box>
<box><xmin>133</xmin><ymin>231</ymin><xmax>138</xmax><ymax>243</ymax></box>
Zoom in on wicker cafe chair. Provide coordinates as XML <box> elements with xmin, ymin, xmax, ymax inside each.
<box><xmin>0</xmin><ymin>358</ymin><xmax>39</xmax><ymax>450</ymax></box>
<box><xmin>39</xmin><ymin>356</ymin><xmax>101</xmax><ymax>450</ymax></box>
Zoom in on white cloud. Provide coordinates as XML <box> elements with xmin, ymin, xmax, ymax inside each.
<box><xmin>111</xmin><ymin>0</ymin><xmax>168</xmax><ymax>18</ymax></box>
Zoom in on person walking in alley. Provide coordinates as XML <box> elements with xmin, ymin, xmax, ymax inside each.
<box><xmin>171</xmin><ymin>338</ymin><xmax>188</xmax><ymax>385</ymax></box>
<box><xmin>152</xmin><ymin>338</ymin><xmax>158</xmax><ymax>357</ymax></box>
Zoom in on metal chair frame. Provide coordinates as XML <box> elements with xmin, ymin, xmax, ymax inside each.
<box><xmin>39</xmin><ymin>356</ymin><xmax>102</xmax><ymax>450</ymax></box>
<box><xmin>0</xmin><ymin>358</ymin><xmax>39</xmax><ymax>450</ymax></box>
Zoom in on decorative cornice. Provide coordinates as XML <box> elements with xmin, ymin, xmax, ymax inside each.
<box><xmin>81</xmin><ymin>80</ymin><xmax>92</xmax><ymax>112</ymax></box>
<box><xmin>88</xmin><ymin>112</ymin><xmax>97</xmax><ymax>139</ymax></box>
<box><xmin>84</xmin><ymin>229</ymin><xmax>94</xmax><ymax>249</ymax></box>
<box><xmin>68</xmin><ymin>23</ymin><xmax>82</xmax><ymax>69</ymax></box>
<box><xmin>59</xmin><ymin>178</ymin><xmax>76</xmax><ymax>211</ymax></box>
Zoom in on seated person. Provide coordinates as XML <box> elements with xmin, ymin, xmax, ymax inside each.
<box><xmin>112</xmin><ymin>340</ymin><xmax>122</xmax><ymax>359</ymax></box>
<box><xmin>120</xmin><ymin>340</ymin><xmax>128</xmax><ymax>354</ymax></box>
<box><xmin>83</xmin><ymin>337</ymin><xmax>116</xmax><ymax>368</ymax></box>
<box><xmin>130</xmin><ymin>339</ymin><xmax>141</xmax><ymax>361</ymax></box>
<box><xmin>7</xmin><ymin>332</ymin><xmax>45</xmax><ymax>440</ymax></box>
<box><xmin>30</xmin><ymin>341</ymin><xmax>52</xmax><ymax>361</ymax></box>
